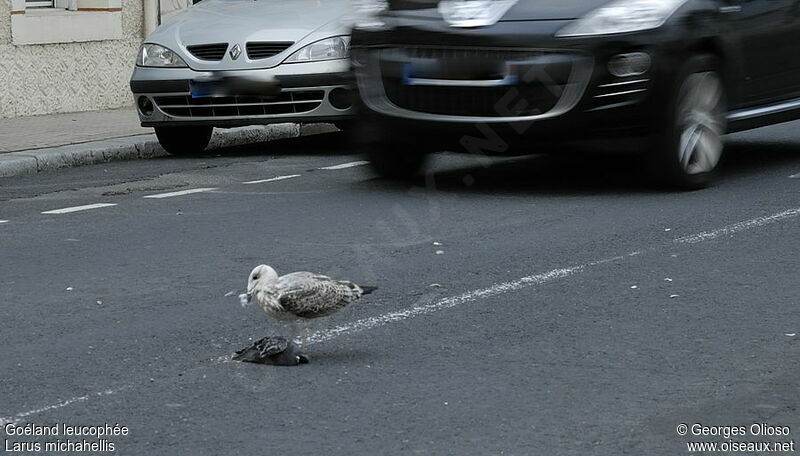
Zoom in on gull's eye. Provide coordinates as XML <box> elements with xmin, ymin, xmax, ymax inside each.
<box><xmin>253</xmin><ymin>274</ymin><xmax>259</xmax><ymax>280</ymax></box>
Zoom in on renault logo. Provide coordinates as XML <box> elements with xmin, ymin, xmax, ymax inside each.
<box><xmin>230</xmin><ymin>44</ymin><xmax>242</xmax><ymax>60</ymax></box>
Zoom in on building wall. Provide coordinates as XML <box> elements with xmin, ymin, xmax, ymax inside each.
<box><xmin>0</xmin><ymin>2</ymin><xmax>10</xmax><ymax>46</ymax></box>
<box><xmin>0</xmin><ymin>0</ymin><xmax>144</xmax><ymax>118</ymax></box>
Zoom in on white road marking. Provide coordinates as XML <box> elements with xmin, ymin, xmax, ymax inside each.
<box><xmin>0</xmin><ymin>220</ymin><xmax>8</xmax><ymax>224</ymax></box>
<box><xmin>242</xmin><ymin>174</ymin><xmax>301</xmax><ymax>185</ymax></box>
<box><xmin>41</xmin><ymin>203</ymin><xmax>117</xmax><ymax>215</ymax></box>
<box><xmin>143</xmin><ymin>188</ymin><xmax>217</xmax><ymax>199</ymax></box>
<box><xmin>673</xmin><ymin>207</ymin><xmax>800</xmax><ymax>244</ymax></box>
<box><xmin>5</xmin><ymin>207</ymin><xmax>800</xmax><ymax>423</ymax></box>
<box><xmin>311</xmin><ymin>206</ymin><xmax>800</xmax><ymax>344</ymax></box>
<box><xmin>0</xmin><ymin>386</ymin><xmax>131</xmax><ymax>427</ymax></box>
<box><xmin>318</xmin><ymin>161</ymin><xmax>369</xmax><ymax>170</ymax></box>
<box><xmin>791</xmin><ymin>173</ymin><xmax>799</xmax><ymax>179</ymax></box>
<box><xmin>307</xmin><ymin>251</ymin><xmax>642</xmax><ymax>345</ymax></box>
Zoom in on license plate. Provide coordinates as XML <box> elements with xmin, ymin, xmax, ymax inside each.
<box><xmin>189</xmin><ymin>80</ymin><xmax>225</xmax><ymax>98</ymax></box>
<box><xmin>190</xmin><ymin>77</ymin><xmax>280</xmax><ymax>98</ymax></box>
<box><xmin>402</xmin><ymin>62</ymin><xmax>517</xmax><ymax>87</ymax></box>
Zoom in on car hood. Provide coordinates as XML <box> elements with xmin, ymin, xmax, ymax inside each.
<box><xmin>147</xmin><ymin>0</ymin><xmax>351</xmax><ymax>70</ymax></box>
<box><xmin>393</xmin><ymin>0</ymin><xmax>612</xmax><ymax>21</ymax></box>
<box><xmin>501</xmin><ymin>0</ymin><xmax>612</xmax><ymax>21</ymax></box>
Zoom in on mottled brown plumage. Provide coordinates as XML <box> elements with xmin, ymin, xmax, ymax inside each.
<box><xmin>243</xmin><ymin>265</ymin><xmax>376</xmax><ymax>344</ymax></box>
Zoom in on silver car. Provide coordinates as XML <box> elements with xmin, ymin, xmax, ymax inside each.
<box><xmin>130</xmin><ymin>0</ymin><xmax>355</xmax><ymax>155</ymax></box>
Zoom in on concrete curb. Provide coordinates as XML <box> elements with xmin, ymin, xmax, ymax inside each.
<box><xmin>0</xmin><ymin>123</ymin><xmax>328</xmax><ymax>178</ymax></box>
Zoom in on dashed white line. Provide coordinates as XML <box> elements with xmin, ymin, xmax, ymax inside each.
<box><xmin>143</xmin><ymin>188</ymin><xmax>217</xmax><ymax>199</ymax></box>
<box><xmin>0</xmin><ymin>220</ymin><xmax>8</xmax><ymax>224</ymax></box>
<box><xmin>0</xmin><ymin>386</ymin><xmax>131</xmax><ymax>427</ymax></box>
<box><xmin>242</xmin><ymin>174</ymin><xmax>301</xmax><ymax>185</ymax></box>
<box><xmin>791</xmin><ymin>173</ymin><xmax>799</xmax><ymax>179</ymax></box>
<box><xmin>41</xmin><ymin>203</ymin><xmax>117</xmax><ymax>215</ymax></box>
<box><xmin>318</xmin><ymin>160</ymin><xmax>369</xmax><ymax>170</ymax></box>
<box><xmin>674</xmin><ymin>207</ymin><xmax>800</xmax><ymax>244</ymax></box>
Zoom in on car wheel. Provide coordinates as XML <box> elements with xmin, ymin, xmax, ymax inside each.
<box><xmin>365</xmin><ymin>141</ymin><xmax>428</xmax><ymax>179</ymax></box>
<box><xmin>154</xmin><ymin>126</ymin><xmax>213</xmax><ymax>156</ymax></box>
<box><xmin>650</xmin><ymin>55</ymin><xmax>726</xmax><ymax>190</ymax></box>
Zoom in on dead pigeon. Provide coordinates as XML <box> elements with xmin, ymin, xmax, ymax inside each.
<box><xmin>241</xmin><ymin>264</ymin><xmax>376</xmax><ymax>344</ymax></box>
<box><xmin>232</xmin><ymin>336</ymin><xmax>309</xmax><ymax>366</ymax></box>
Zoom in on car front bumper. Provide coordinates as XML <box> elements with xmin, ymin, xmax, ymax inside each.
<box><xmin>130</xmin><ymin>59</ymin><xmax>356</xmax><ymax>128</ymax></box>
<box><xmin>350</xmin><ymin>18</ymin><xmax>697</xmax><ymax>153</ymax></box>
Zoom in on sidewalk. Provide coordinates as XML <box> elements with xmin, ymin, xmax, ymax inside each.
<box><xmin>0</xmin><ymin>108</ymin><xmax>151</xmax><ymax>154</ymax></box>
<box><xmin>0</xmin><ymin>107</ymin><xmax>319</xmax><ymax>178</ymax></box>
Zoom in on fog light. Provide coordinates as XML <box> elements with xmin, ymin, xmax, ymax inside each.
<box><xmin>608</xmin><ymin>52</ymin><xmax>651</xmax><ymax>78</ymax></box>
<box><xmin>329</xmin><ymin>87</ymin><xmax>354</xmax><ymax>110</ymax></box>
<box><xmin>137</xmin><ymin>96</ymin><xmax>154</xmax><ymax>116</ymax></box>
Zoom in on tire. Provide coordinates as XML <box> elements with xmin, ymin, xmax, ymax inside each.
<box><xmin>365</xmin><ymin>141</ymin><xmax>428</xmax><ymax>179</ymax></box>
<box><xmin>649</xmin><ymin>54</ymin><xmax>726</xmax><ymax>190</ymax></box>
<box><xmin>154</xmin><ymin>126</ymin><xmax>213</xmax><ymax>156</ymax></box>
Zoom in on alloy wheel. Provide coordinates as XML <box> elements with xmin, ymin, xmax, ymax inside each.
<box><xmin>676</xmin><ymin>71</ymin><xmax>725</xmax><ymax>175</ymax></box>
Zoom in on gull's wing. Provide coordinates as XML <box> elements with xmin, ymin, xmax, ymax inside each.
<box><xmin>276</xmin><ymin>272</ymin><xmax>360</xmax><ymax>318</ymax></box>
<box><xmin>256</xmin><ymin>336</ymin><xmax>289</xmax><ymax>357</ymax></box>
<box><xmin>232</xmin><ymin>336</ymin><xmax>288</xmax><ymax>363</ymax></box>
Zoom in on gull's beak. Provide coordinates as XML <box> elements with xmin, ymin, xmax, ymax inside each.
<box><xmin>239</xmin><ymin>289</ymin><xmax>254</xmax><ymax>308</ymax></box>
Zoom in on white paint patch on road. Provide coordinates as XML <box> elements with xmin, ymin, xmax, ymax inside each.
<box><xmin>306</xmin><ymin>251</ymin><xmax>642</xmax><ymax>345</ymax></box>
<box><xmin>0</xmin><ymin>220</ymin><xmax>8</xmax><ymax>224</ymax></box>
<box><xmin>318</xmin><ymin>161</ymin><xmax>369</xmax><ymax>170</ymax></box>
<box><xmin>41</xmin><ymin>203</ymin><xmax>117</xmax><ymax>215</ymax></box>
<box><xmin>0</xmin><ymin>386</ymin><xmax>131</xmax><ymax>427</ymax></box>
<box><xmin>143</xmin><ymin>188</ymin><xmax>217</xmax><ymax>199</ymax></box>
<box><xmin>243</xmin><ymin>174</ymin><xmax>301</xmax><ymax>185</ymax></box>
<box><xmin>790</xmin><ymin>172</ymin><xmax>800</xmax><ymax>179</ymax></box>
<box><xmin>674</xmin><ymin>207</ymin><xmax>800</xmax><ymax>244</ymax></box>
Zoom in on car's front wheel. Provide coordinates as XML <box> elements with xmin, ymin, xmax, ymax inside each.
<box><xmin>365</xmin><ymin>141</ymin><xmax>428</xmax><ymax>179</ymax></box>
<box><xmin>154</xmin><ymin>126</ymin><xmax>213</xmax><ymax>156</ymax></box>
<box><xmin>650</xmin><ymin>55</ymin><xmax>726</xmax><ymax>190</ymax></box>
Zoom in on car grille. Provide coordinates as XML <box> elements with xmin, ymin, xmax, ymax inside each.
<box><xmin>382</xmin><ymin>82</ymin><xmax>562</xmax><ymax>117</ymax></box>
<box><xmin>588</xmin><ymin>78</ymin><xmax>651</xmax><ymax>111</ymax></box>
<box><xmin>153</xmin><ymin>91</ymin><xmax>324</xmax><ymax>118</ymax></box>
<box><xmin>246</xmin><ymin>42</ymin><xmax>294</xmax><ymax>60</ymax></box>
<box><xmin>400</xmin><ymin>47</ymin><xmax>547</xmax><ymax>61</ymax></box>
<box><xmin>388</xmin><ymin>0</ymin><xmax>438</xmax><ymax>10</ymax></box>
<box><xmin>186</xmin><ymin>43</ymin><xmax>229</xmax><ymax>61</ymax></box>
<box><xmin>372</xmin><ymin>47</ymin><xmax>578</xmax><ymax>118</ymax></box>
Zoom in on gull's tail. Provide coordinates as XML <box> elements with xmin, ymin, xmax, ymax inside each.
<box><xmin>360</xmin><ymin>286</ymin><xmax>378</xmax><ymax>295</ymax></box>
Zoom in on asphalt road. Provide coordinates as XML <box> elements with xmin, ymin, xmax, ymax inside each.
<box><xmin>1</xmin><ymin>123</ymin><xmax>799</xmax><ymax>455</ymax></box>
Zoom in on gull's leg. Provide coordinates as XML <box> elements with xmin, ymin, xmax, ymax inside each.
<box><xmin>288</xmin><ymin>320</ymin><xmax>299</xmax><ymax>344</ymax></box>
<box><xmin>299</xmin><ymin>319</ymin><xmax>312</xmax><ymax>348</ymax></box>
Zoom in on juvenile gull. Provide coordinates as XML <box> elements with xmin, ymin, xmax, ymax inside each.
<box><xmin>242</xmin><ymin>264</ymin><xmax>376</xmax><ymax>345</ymax></box>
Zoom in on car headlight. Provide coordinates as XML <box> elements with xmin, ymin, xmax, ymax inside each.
<box><xmin>284</xmin><ymin>36</ymin><xmax>350</xmax><ymax>63</ymax></box>
<box><xmin>136</xmin><ymin>44</ymin><xmax>188</xmax><ymax>68</ymax></box>
<box><xmin>556</xmin><ymin>0</ymin><xmax>689</xmax><ymax>37</ymax></box>
<box><xmin>351</xmin><ymin>0</ymin><xmax>388</xmax><ymax>30</ymax></box>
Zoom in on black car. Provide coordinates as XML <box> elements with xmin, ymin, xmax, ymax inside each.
<box><xmin>349</xmin><ymin>0</ymin><xmax>800</xmax><ymax>188</ymax></box>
